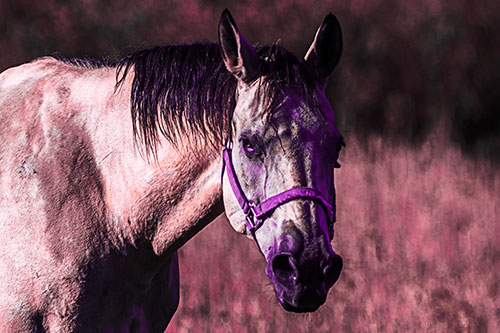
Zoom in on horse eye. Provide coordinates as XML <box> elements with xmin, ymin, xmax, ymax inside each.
<box><xmin>242</xmin><ymin>139</ymin><xmax>255</xmax><ymax>153</ymax></box>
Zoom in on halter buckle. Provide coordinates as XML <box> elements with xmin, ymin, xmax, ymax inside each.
<box><xmin>245</xmin><ymin>201</ymin><xmax>260</xmax><ymax>232</ymax></box>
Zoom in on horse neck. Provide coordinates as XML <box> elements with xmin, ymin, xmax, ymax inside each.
<box><xmin>146</xmin><ymin>146</ymin><xmax>225</xmax><ymax>258</ymax></box>
<box><xmin>93</xmin><ymin>71</ymin><xmax>224</xmax><ymax>259</ymax></box>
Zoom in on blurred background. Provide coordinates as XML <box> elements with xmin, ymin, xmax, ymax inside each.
<box><xmin>1</xmin><ymin>0</ymin><xmax>499</xmax><ymax>331</ymax></box>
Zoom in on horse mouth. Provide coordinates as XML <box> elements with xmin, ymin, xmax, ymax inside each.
<box><xmin>278</xmin><ymin>294</ymin><xmax>324</xmax><ymax>313</ymax></box>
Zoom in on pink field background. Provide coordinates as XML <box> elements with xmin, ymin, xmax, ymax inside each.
<box><xmin>1</xmin><ymin>0</ymin><xmax>499</xmax><ymax>331</ymax></box>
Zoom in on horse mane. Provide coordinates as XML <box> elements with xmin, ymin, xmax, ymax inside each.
<box><xmin>49</xmin><ymin>55</ymin><xmax>116</xmax><ymax>69</ymax></box>
<box><xmin>52</xmin><ymin>42</ymin><xmax>320</xmax><ymax>156</ymax></box>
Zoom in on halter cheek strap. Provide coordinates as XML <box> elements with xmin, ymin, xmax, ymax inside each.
<box><xmin>222</xmin><ymin>147</ymin><xmax>336</xmax><ymax>237</ymax></box>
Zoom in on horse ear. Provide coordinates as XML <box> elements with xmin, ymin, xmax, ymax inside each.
<box><xmin>218</xmin><ymin>9</ymin><xmax>263</xmax><ymax>84</ymax></box>
<box><xmin>304</xmin><ymin>13</ymin><xmax>343</xmax><ymax>84</ymax></box>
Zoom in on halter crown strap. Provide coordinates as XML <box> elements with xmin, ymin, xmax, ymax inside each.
<box><xmin>222</xmin><ymin>147</ymin><xmax>335</xmax><ymax>234</ymax></box>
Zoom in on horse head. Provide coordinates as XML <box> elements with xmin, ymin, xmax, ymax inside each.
<box><xmin>219</xmin><ymin>9</ymin><xmax>344</xmax><ymax>312</ymax></box>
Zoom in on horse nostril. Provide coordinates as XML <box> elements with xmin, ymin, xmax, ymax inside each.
<box><xmin>272</xmin><ymin>254</ymin><xmax>298</xmax><ymax>286</ymax></box>
<box><xmin>323</xmin><ymin>254</ymin><xmax>343</xmax><ymax>288</ymax></box>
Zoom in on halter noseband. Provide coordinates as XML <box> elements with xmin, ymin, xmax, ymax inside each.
<box><xmin>222</xmin><ymin>144</ymin><xmax>336</xmax><ymax>238</ymax></box>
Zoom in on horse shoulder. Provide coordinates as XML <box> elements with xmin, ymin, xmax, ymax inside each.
<box><xmin>0</xmin><ymin>58</ymin><xmax>121</xmax><ymax>328</ymax></box>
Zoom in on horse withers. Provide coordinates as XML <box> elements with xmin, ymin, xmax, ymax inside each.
<box><xmin>0</xmin><ymin>9</ymin><xmax>344</xmax><ymax>332</ymax></box>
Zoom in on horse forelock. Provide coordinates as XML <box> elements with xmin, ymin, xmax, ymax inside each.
<box><xmin>253</xmin><ymin>44</ymin><xmax>321</xmax><ymax>117</ymax></box>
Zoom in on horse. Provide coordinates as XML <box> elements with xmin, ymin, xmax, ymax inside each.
<box><xmin>0</xmin><ymin>9</ymin><xmax>344</xmax><ymax>332</ymax></box>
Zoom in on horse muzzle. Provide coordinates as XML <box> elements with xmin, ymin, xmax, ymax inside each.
<box><xmin>266</xmin><ymin>238</ymin><xmax>343</xmax><ymax>312</ymax></box>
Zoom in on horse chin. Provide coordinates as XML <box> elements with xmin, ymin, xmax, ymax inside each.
<box><xmin>280</xmin><ymin>299</ymin><xmax>321</xmax><ymax>313</ymax></box>
<box><xmin>274</xmin><ymin>286</ymin><xmax>327</xmax><ymax>313</ymax></box>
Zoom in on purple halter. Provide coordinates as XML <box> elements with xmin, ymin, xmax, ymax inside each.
<box><xmin>222</xmin><ymin>145</ymin><xmax>336</xmax><ymax>237</ymax></box>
